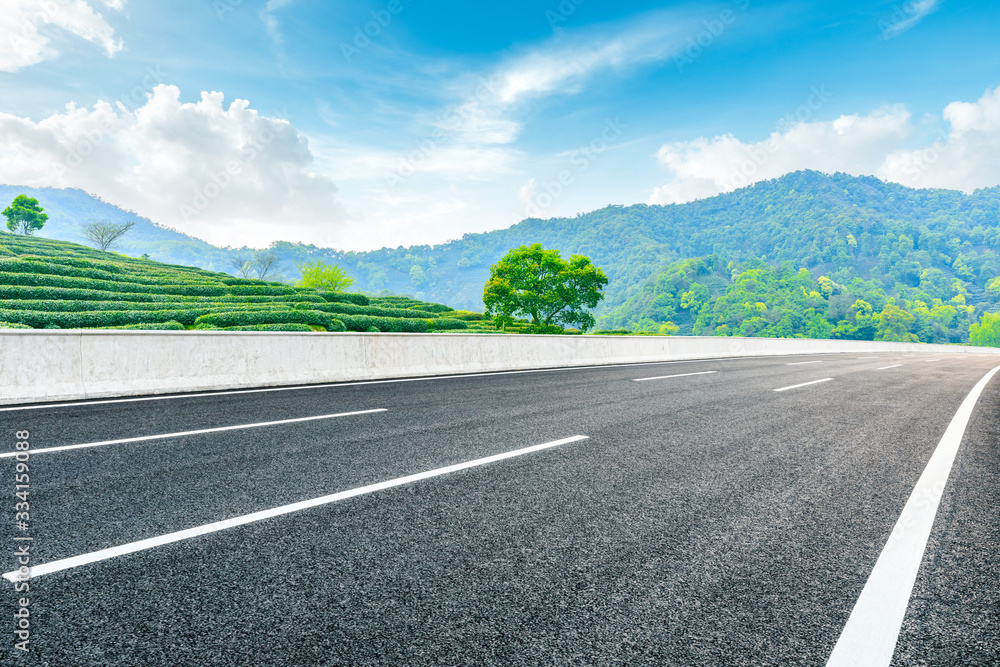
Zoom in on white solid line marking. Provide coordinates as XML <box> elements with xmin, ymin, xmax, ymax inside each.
<box><xmin>857</xmin><ymin>357</ymin><xmax>879</xmax><ymax>359</ymax></box>
<box><xmin>773</xmin><ymin>378</ymin><xmax>833</xmax><ymax>392</ymax></box>
<box><xmin>826</xmin><ymin>365</ymin><xmax>1000</xmax><ymax>666</ymax></box>
<box><xmin>632</xmin><ymin>371</ymin><xmax>717</xmax><ymax>382</ymax></box>
<box><xmin>878</xmin><ymin>364</ymin><xmax>903</xmax><ymax>370</ymax></box>
<box><xmin>0</xmin><ymin>409</ymin><xmax>387</xmax><ymax>458</ymax></box>
<box><xmin>787</xmin><ymin>360</ymin><xmax>824</xmax><ymax>365</ymax></box>
<box><xmin>0</xmin><ymin>353</ymin><xmax>843</xmax><ymax>412</ymax></box>
<box><xmin>1</xmin><ymin>435</ymin><xmax>589</xmax><ymax>582</ymax></box>
<box><xmin>925</xmin><ymin>359</ymin><xmax>941</xmax><ymax>363</ymax></box>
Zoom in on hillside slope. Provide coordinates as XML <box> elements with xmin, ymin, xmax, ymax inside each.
<box><xmin>0</xmin><ymin>234</ymin><xmax>481</xmax><ymax>333</ymax></box>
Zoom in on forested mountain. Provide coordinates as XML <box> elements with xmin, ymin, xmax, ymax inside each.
<box><xmin>4</xmin><ymin>171</ymin><xmax>1000</xmax><ymax>342</ymax></box>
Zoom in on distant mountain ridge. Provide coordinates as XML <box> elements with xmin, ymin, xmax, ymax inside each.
<box><xmin>4</xmin><ymin>171</ymin><xmax>1000</xmax><ymax>328</ymax></box>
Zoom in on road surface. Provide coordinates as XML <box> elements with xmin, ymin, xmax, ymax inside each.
<box><xmin>2</xmin><ymin>353</ymin><xmax>998</xmax><ymax>665</ymax></box>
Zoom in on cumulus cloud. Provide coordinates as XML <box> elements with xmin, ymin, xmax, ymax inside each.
<box><xmin>0</xmin><ymin>85</ymin><xmax>350</xmax><ymax>248</ymax></box>
<box><xmin>648</xmin><ymin>87</ymin><xmax>1000</xmax><ymax>205</ymax></box>
<box><xmin>0</xmin><ymin>0</ymin><xmax>125</xmax><ymax>72</ymax></box>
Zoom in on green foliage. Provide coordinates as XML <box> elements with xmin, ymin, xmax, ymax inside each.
<box><xmin>193</xmin><ymin>309</ymin><xmax>334</xmax><ymax>330</ymax></box>
<box><xmin>427</xmin><ymin>317</ymin><xmax>469</xmax><ymax>331</ymax></box>
<box><xmin>0</xmin><ymin>308</ymin><xmax>215</xmax><ymax>329</ymax></box>
<box><xmin>3</xmin><ymin>195</ymin><xmax>48</xmax><ymax>235</ymax></box>
<box><xmin>223</xmin><ymin>324</ymin><xmax>316</xmax><ymax>332</ymax></box>
<box><xmin>98</xmin><ymin>321</ymin><xmax>186</xmax><ymax>331</ymax></box>
<box><xmin>370</xmin><ymin>296</ymin><xmax>451</xmax><ymax>312</ymax></box>
<box><xmin>483</xmin><ymin>244</ymin><xmax>608</xmax><ymax>332</ymax></box>
<box><xmin>876</xmin><ymin>302</ymin><xmax>919</xmax><ymax>342</ymax></box>
<box><xmin>0</xmin><ymin>321</ymin><xmax>32</xmax><ymax>329</ymax></box>
<box><xmin>319</xmin><ymin>291</ymin><xmax>371</xmax><ymax>306</ymax></box>
<box><xmin>295</xmin><ymin>259</ymin><xmax>355</xmax><ymax>292</ymax></box>
<box><xmin>693</xmin><ymin>263</ymin><xmax>826</xmax><ymax>338</ymax></box>
<box><xmin>970</xmin><ymin>312</ymin><xmax>1000</xmax><ymax>347</ymax></box>
<box><xmin>335</xmin><ymin>314</ymin><xmax>430</xmax><ymax>333</ymax></box>
<box><xmin>302</xmin><ymin>301</ymin><xmax>439</xmax><ymax>319</ymax></box>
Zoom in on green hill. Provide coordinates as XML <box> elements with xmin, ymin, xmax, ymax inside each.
<box><xmin>0</xmin><ymin>234</ymin><xmax>484</xmax><ymax>334</ymax></box>
<box><xmin>4</xmin><ymin>170</ymin><xmax>1000</xmax><ymax>343</ymax></box>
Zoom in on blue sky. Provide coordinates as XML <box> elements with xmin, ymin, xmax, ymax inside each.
<box><xmin>1</xmin><ymin>0</ymin><xmax>999</xmax><ymax>250</ymax></box>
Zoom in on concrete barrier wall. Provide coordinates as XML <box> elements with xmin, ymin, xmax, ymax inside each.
<box><xmin>1</xmin><ymin>329</ymin><xmax>999</xmax><ymax>406</ymax></box>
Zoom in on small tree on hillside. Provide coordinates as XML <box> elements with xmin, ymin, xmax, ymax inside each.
<box><xmin>227</xmin><ymin>252</ymin><xmax>254</xmax><ymax>279</ymax></box>
<box><xmin>295</xmin><ymin>259</ymin><xmax>355</xmax><ymax>292</ymax></box>
<box><xmin>483</xmin><ymin>243</ymin><xmax>608</xmax><ymax>332</ymax></box>
<box><xmin>82</xmin><ymin>219</ymin><xmax>135</xmax><ymax>251</ymax></box>
<box><xmin>252</xmin><ymin>250</ymin><xmax>282</xmax><ymax>281</ymax></box>
<box><xmin>3</xmin><ymin>195</ymin><xmax>48</xmax><ymax>235</ymax></box>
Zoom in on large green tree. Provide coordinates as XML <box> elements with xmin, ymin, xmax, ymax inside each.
<box><xmin>483</xmin><ymin>244</ymin><xmax>608</xmax><ymax>331</ymax></box>
<box><xmin>3</xmin><ymin>195</ymin><xmax>48</xmax><ymax>235</ymax></box>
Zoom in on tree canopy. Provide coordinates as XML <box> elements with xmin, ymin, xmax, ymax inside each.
<box><xmin>483</xmin><ymin>244</ymin><xmax>608</xmax><ymax>331</ymax></box>
<box><xmin>295</xmin><ymin>259</ymin><xmax>355</xmax><ymax>292</ymax></box>
<box><xmin>3</xmin><ymin>195</ymin><xmax>48</xmax><ymax>235</ymax></box>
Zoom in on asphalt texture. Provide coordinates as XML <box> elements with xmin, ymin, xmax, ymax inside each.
<box><xmin>1</xmin><ymin>353</ymin><xmax>999</xmax><ymax>666</ymax></box>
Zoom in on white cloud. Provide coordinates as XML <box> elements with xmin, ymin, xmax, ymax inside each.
<box><xmin>0</xmin><ymin>0</ymin><xmax>125</xmax><ymax>72</ymax></box>
<box><xmin>496</xmin><ymin>19</ymin><xmax>687</xmax><ymax>106</ymax></box>
<box><xmin>648</xmin><ymin>87</ymin><xmax>1000</xmax><ymax>205</ymax></box>
<box><xmin>430</xmin><ymin>9</ymin><xmax>696</xmax><ymax>154</ymax></box>
<box><xmin>880</xmin><ymin>0</ymin><xmax>940</xmax><ymax>39</ymax></box>
<box><xmin>879</xmin><ymin>87</ymin><xmax>1000</xmax><ymax>189</ymax></box>
<box><xmin>518</xmin><ymin>178</ymin><xmax>538</xmax><ymax>206</ymax></box>
<box><xmin>0</xmin><ymin>85</ymin><xmax>351</xmax><ymax>248</ymax></box>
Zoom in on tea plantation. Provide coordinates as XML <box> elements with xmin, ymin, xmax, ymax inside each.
<box><xmin>0</xmin><ymin>234</ymin><xmax>498</xmax><ymax>333</ymax></box>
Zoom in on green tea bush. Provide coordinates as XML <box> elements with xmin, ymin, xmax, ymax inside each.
<box><xmin>0</xmin><ymin>272</ymin><xmax>228</xmax><ymax>296</ymax></box>
<box><xmin>320</xmin><ymin>291</ymin><xmax>370</xmax><ymax>306</ymax></box>
<box><xmin>98</xmin><ymin>321</ymin><xmax>187</xmax><ymax>331</ymax></box>
<box><xmin>0</xmin><ymin>260</ymin><xmax>219</xmax><ymax>285</ymax></box>
<box><xmin>371</xmin><ymin>296</ymin><xmax>452</xmax><ymax>312</ymax></box>
<box><xmin>222</xmin><ymin>323</ymin><xmax>315</xmax><ymax>332</ymax></box>
<box><xmin>300</xmin><ymin>301</ymin><xmax>438</xmax><ymax>319</ymax></box>
<box><xmin>193</xmin><ymin>309</ymin><xmax>334</xmax><ymax>330</ymax></box>
<box><xmin>227</xmin><ymin>284</ymin><xmax>297</xmax><ymax>296</ymax></box>
<box><xmin>335</xmin><ymin>314</ymin><xmax>429</xmax><ymax>333</ymax></box>
<box><xmin>0</xmin><ymin>308</ymin><xmax>215</xmax><ymax>328</ymax></box>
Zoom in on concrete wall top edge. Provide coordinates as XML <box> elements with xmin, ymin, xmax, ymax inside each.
<box><xmin>0</xmin><ymin>328</ymin><xmax>998</xmax><ymax>351</ymax></box>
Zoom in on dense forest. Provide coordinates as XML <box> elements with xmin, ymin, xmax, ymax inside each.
<box><xmin>5</xmin><ymin>170</ymin><xmax>1000</xmax><ymax>342</ymax></box>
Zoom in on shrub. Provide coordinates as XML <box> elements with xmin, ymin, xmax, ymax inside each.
<box><xmin>0</xmin><ymin>285</ymin><xmax>323</xmax><ymax>304</ymax></box>
<box><xmin>98</xmin><ymin>321</ymin><xmax>187</xmax><ymax>331</ymax></box>
<box><xmin>193</xmin><ymin>309</ymin><xmax>334</xmax><ymax>330</ymax></box>
<box><xmin>300</xmin><ymin>301</ymin><xmax>439</xmax><ymax>319</ymax></box>
<box><xmin>320</xmin><ymin>291</ymin><xmax>370</xmax><ymax>306</ymax></box>
<box><xmin>370</xmin><ymin>296</ymin><xmax>452</xmax><ymax>312</ymax></box>
<box><xmin>0</xmin><ymin>272</ymin><xmax>228</xmax><ymax>296</ymax></box>
<box><xmin>226</xmin><ymin>284</ymin><xmax>297</xmax><ymax>296</ymax></box>
<box><xmin>335</xmin><ymin>314</ymin><xmax>429</xmax><ymax>333</ymax></box>
<box><xmin>445</xmin><ymin>310</ymin><xmax>485</xmax><ymax>321</ymax></box>
<box><xmin>0</xmin><ymin>321</ymin><xmax>32</xmax><ymax>329</ymax></box>
<box><xmin>428</xmin><ymin>317</ymin><xmax>468</xmax><ymax>330</ymax></box>
<box><xmin>0</xmin><ymin>308</ymin><xmax>216</xmax><ymax>328</ymax></box>
<box><xmin>223</xmin><ymin>323</ymin><xmax>315</xmax><ymax>332</ymax></box>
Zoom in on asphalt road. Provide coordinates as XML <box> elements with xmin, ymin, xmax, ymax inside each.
<box><xmin>1</xmin><ymin>352</ymin><xmax>998</xmax><ymax>666</ymax></box>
